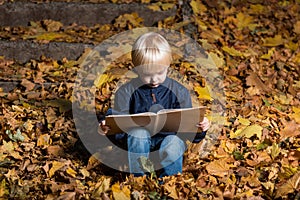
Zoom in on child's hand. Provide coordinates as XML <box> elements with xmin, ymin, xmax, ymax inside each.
<box><xmin>98</xmin><ymin>120</ymin><xmax>110</xmax><ymax>135</ymax></box>
<box><xmin>196</xmin><ymin>117</ymin><xmax>210</xmax><ymax>132</ymax></box>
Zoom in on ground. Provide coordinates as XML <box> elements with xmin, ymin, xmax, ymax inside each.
<box><xmin>0</xmin><ymin>0</ymin><xmax>299</xmax><ymax>199</ymax></box>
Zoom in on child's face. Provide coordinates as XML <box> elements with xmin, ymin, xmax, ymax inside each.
<box><xmin>136</xmin><ymin>65</ymin><xmax>168</xmax><ymax>88</ymax></box>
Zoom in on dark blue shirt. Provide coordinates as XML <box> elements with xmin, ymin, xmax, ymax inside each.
<box><xmin>107</xmin><ymin>77</ymin><xmax>206</xmax><ymax>142</ymax></box>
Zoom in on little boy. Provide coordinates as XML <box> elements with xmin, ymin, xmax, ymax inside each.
<box><xmin>98</xmin><ymin>32</ymin><xmax>210</xmax><ymax>177</ymax></box>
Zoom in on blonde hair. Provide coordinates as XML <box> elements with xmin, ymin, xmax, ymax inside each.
<box><xmin>131</xmin><ymin>32</ymin><xmax>172</xmax><ymax>72</ymax></box>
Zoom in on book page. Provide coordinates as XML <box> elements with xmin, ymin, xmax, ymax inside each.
<box><xmin>105</xmin><ymin>106</ymin><xmax>206</xmax><ymax>135</ymax></box>
<box><xmin>157</xmin><ymin>106</ymin><xmax>206</xmax><ymax>133</ymax></box>
<box><xmin>105</xmin><ymin>112</ymin><xmax>157</xmax><ymax>135</ymax></box>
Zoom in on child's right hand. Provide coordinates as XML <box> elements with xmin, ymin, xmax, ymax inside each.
<box><xmin>98</xmin><ymin>120</ymin><xmax>110</xmax><ymax>135</ymax></box>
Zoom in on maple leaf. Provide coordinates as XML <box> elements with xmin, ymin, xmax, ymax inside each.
<box><xmin>230</xmin><ymin>124</ymin><xmax>263</xmax><ymax>140</ymax></box>
<box><xmin>275</xmin><ymin>172</ymin><xmax>300</xmax><ymax>198</ymax></box>
<box><xmin>111</xmin><ymin>183</ymin><xmax>131</xmax><ymax>200</ymax></box>
<box><xmin>206</xmin><ymin>158</ymin><xmax>231</xmax><ymax>177</ymax></box>
<box><xmin>262</xmin><ymin>35</ymin><xmax>284</xmax><ymax>47</ymax></box>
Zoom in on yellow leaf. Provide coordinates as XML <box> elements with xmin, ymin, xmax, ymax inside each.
<box><xmin>92</xmin><ymin>177</ymin><xmax>111</xmax><ymax>198</ymax></box>
<box><xmin>194</xmin><ymin>86</ymin><xmax>213</xmax><ymax>101</ymax></box>
<box><xmin>147</xmin><ymin>4</ymin><xmax>161</xmax><ymax>11</ymax></box>
<box><xmin>80</xmin><ymin>168</ymin><xmax>90</xmax><ymax>178</ymax></box>
<box><xmin>0</xmin><ymin>179</ymin><xmax>8</xmax><ymax>197</ymax></box>
<box><xmin>195</xmin><ymin>18</ymin><xmax>208</xmax><ymax>31</ymax></box>
<box><xmin>31</xmin><ymin>32</ymin><xmax>69</xmax><ymax>41</ymax></box>
<box><xmin>249</xmin><ymin>4</ymin><xmax>265</xmax><ymax>14</ymax></box>
<box><xmin>261</xmin><ymin>47</ymin><xmax>275</xmax><ymax>60</ymax></box>
<box><xmin>292</xmin><ymin>52</ymin><xmax>300</xmax><ymax>64</ymax></box>
<box><xmin>209</xmin><ymin>52</ymin><xmax>224</xmax><ymax>68</ymax></box>
<box><xmin>279</xmin><ymin>165</ymin><xmax>298</xmax><ymax>179</ymax></box>
<box><xmin>111</xmin><ymin>183</ymin><xmax>131</xmax><ymax>200</ymax></box>
<box><xmin>270</xmin><ymin>143</ymin><xmax>280</xmax><ymax>160</ymax></box>
<box><xmin>37</xmin><ymin>134</ymin><xmax>52</xmax><ymax>147</ymax></box>
<box><xmin>206</xmin><ymin>158</ymin><xmax>231</xmax><ymax>177</ymax></box>
<box><xmin>291</xmin><ymin>107</ymin><xmax>300</xmax><ymax>123</ymax></box>
<box><xmin>190</xmin><ymin>0</ymin><xmax>207</xmax><ymax>15</ymax></box>
<box><xmin>1</xmin><ymin>141</ymin><xmax>14</xmax><ymax>154</ymax></box>
<box><xmin>293</xmin><ymin>21</ymin><xmax>300</xmax><ymax>34</ymax></box>
<box><xmin>49</xmin><ymin>161</ymin><xmax>65</xmax><ymax>178</ymax></box>
<box><xmin>275</xmin><ymin>172</ymin><xmax>300</xmax><ymax>198</ymax></box>
<box><xmin>94</xmin><ymin>74</ymin><xmax>109</xmax><ymax>88</ymax></box>
<box><xmin>263</xmin><ymin>35</ymin><xmax>284</xmax><ymax>47</ymax></box>
<box><xmin>236</xmin><ymin>12</ymin><xmax>254</xmax><ymax>30</ymax></box>
<box><xmin>161</xmin><ymin>3</ymin><xmax>175</xmax><ymax>11</ymax></box>
<box><xmin>238</xmin><ymin>117</ymin><xmax>251</xmax><ymax>126</ymax></box>
<box><xmin>285</xmin><ymin>41</ymin><xmax>298</xmax><ymax>51</ymax></box>
<box><xmin>164</xmin><ymin>184</ymin><xmax>178</xmax><ymax>199</ymax></box>
<box><xmin>231</xmin><ymin>125</ymin><xmax>263</xmax><ymax>140</ymax></box>
<box><xmin>66</xmin><ymin>167</ymin><xmax>77</xmax><ymax>178</ymax></box>
<box><xmin>222</xmin><ymin>46</ymin><xmax>244</xmax><ymax>57</ymax></box>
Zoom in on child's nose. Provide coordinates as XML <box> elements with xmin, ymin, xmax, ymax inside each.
<box><xmin>151</xmin><ymin>76</ymin><xmax>158</xmax><ymax>83</ymax></box>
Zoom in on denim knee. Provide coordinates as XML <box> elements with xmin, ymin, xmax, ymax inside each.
<box><xmin>159</xmin><ymin>135</ymin><xmax>185</xmax><ymax>160</ymax></box>
<box><xmin>127</xmin><ymin>128</ymin><xmax>151</xmax><ymax>139</ymax></box>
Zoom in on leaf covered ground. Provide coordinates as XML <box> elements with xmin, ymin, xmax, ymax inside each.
<box><xmin>0</xmin><ymin>0</ymin><xmax>300</xmax><ymax>199</ymax></box>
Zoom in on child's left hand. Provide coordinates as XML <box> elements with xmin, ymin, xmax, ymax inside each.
<box><xmin>197</xmin><ymin>117</ymin><xmax>210</xmax><ymax>132</ymax></box>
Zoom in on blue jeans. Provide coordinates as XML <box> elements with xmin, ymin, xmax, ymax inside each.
<box><xmin>127</xmin><ymin>128</ymin><xmax>186</xmax><ymax>177</ymax></box>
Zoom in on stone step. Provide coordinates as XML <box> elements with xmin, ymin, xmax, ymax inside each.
<box><xmin>0</xmin><ymin>2</ymin><xmax>177</xmax><ymax>63</ymax></box>
<box><xmin>0</xmin><ymin>40</ymin><xmax>94</xmax><ymax>63</ymax></box>
<box><xmin>0</xmin><ymin>2</ymin><xmax>176</xmax><ymax>27</ymax></box>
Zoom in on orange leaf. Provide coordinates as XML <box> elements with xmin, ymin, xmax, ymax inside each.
<box><xmin>280</xmin><ymin>120</ymin><xmax>300</xmax><ymax>140</ymax></box>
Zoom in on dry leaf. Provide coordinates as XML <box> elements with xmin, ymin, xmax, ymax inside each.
<box><xmin>222</xmin><ymin>46</ymin><xmax>244</xmax><ymax>57</ymax></box>
<box><xmin>49</xmin><ymin>161</ymin><xmax>65</xmax><ymax>178</ymax></box>
<box><xmin>280</xmin><ymin>120</ymin><xmax>300</xmax><ymax>140</ymax></box>
<box><xmin>111</xmin><ymin>183</ymin><xmax>131</xmax><ymax>200</ymax></box>
<box><xmin>37</xmin><ymin>134</ymin><xmax>52</xmax><ymax>147</ymax></box>
<box><xmin>21</xmin><ymin>79</ymin><xmax>35</xmax><ymax>91</ymax></box>
<box><xmin>263</xmin><ymin>35</ymin><xmax>284</xmax><ymax>47</ymax></box>
<box><xmin>190</xmin><ymin>0</ymin><xmax>207</xmax><ymax>15</ymax></box>
<box><xmin>230</xmin><ymin>124</ymin><xmax>263</xmax><ymax>140</ymax></box>
<box><xmin>194</xmin><ymin>85</ymin><xmax>213</xmax><ymax>101</ymax></box>
<box><xmin>275</xmin><ymin>172</ymin><xmax>300</xmax><ymax>198</ymax></box>
<box><xmin>206</xmin><ymin>158</ymin><xmax>231</xmax><ymax>177</ymax></box>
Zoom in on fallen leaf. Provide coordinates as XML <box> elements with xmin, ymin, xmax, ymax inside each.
<box><xmin>270</xmin><ymin>143</ymin><xmax>280</xmax><ymax>160</ymax></box>
<box><xmin>280</xmin><ymin>120</ymin><xmax>300</xmax><ymax>140</ymax></box>
<box><xmin>94</xmin><ymin>74</ymin><xmax>109</xmax><ymax>88</ymax></box>
<box><xmin>66</xmin><ymin>167</ymin><xmax>77</xmax><ymax>178</ymax></box>
<box><xmin>21</xmin><ymin>79</ymin><xmax>35</xmax><ymax>91</ymax></box>
<box><xmin>194</xmin><ymin>85</ymin><xmax>213</xmax><ymax>101</ymax></box>
<box><xmin>231</xmin><ymin>124</ymin><xmax>263</xmax><ymax>140</ymax></box>
<box><xmin>263</xmin><ymin>35</ymin><xmax>284</xmax><ymax>47</ymax></box>
<box><xmin>163</xmin><ymin>183</ymin><xmax>178</xmax><ymax>199</ymax></box>
<box><xmin>111</xmin><ymin>183</ymin><xmax>131</xmax><ymax>200</ymax></box>
<box><xmin>42</xmin><ymin>19</ymin><xmax>63</xmax><ymax>32</ymax></box>
<box><xmin>293</xmin><ymin>21</ymin><xmax>300</xmax><ymax>34</ymax></box>
<box><xmin>206</xmin><ymin>158</ymin><xmax>231</xmax><ymax>177</ymax></box>
<box><xmin>49</xmin><ymin>161</ymin><xmax>65</xmax><ymax>178</ymax></box>
<box><xmin>238</xmin><ymin>117</ymin><xmax>251</xmax><ymax>126</ymax></box>
<box><xmin>222</xmin><ymin>46</ymin><xmax>244</xmax><ymax>57</ymax></box>
<box><xmin>37</xmin><ymin>134</ymin><xmax>52</xmax><ymax>147</ymax></box>
<box><xmin>290</xmin><ymin>107</ymin><xmax>300</xmax><ymax>124</ymax></box>
<box><xmin>0</xmin><ymin>179</ymin><xmax>9</xmax><ymax>197</ymax></box>
<box><xmin>275</xmin><ymin>172</ymin><xmax>300</xmax><ymax>198</ymax></box>
<box><xmin>1</xmin><ymin>141</ymin><xmax>14</xmax><ymax>154</ymax></box>
<box><xmin>261</xmin><ymin>47</ymin><xmax>276</xmax><ymax>59</ymax></box>
<box><xmin>190</xmin><ymin>0</ymin><xmax>207</xmax><ymax>15</ymax></box>
<box><xmin>92</xmin><ymin>177</ymin><xmax>111</xmax><ymax>198</ymax></box>
<box><xmin>236</xmin><ymin>12</ymin><xmax>257</xmax><ymax>30</ymax></box>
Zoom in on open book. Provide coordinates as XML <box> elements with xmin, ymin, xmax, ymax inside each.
<box><xmin>105</xmin><ymin>106</ymin><xmax>206</xmax><ymax>135</ymax></box>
